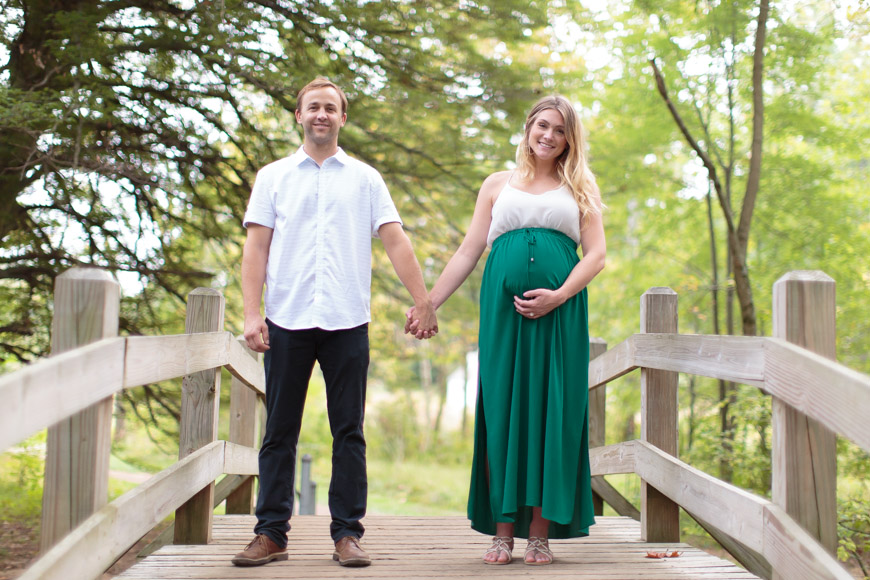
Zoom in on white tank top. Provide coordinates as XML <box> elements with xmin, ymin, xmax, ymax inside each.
<box><xmin>486</xmin><ymin>182</ymin><xmax>581</xmax><ymax>247</ymax></box>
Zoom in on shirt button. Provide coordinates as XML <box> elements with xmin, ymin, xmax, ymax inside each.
<box><xmin>531</xmin><ymin>258</ymin><xmax>535</xmax><ymax>262</ymax></box>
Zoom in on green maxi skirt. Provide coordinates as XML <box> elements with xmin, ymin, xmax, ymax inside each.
<box><xmin>468</xmin><ymin>227</ymin><xmax>595</xmax><ymax>539</ymax></box>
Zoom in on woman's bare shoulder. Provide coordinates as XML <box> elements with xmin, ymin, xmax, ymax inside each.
<box><xmin>479</xmin><ymin>170</ymin><xmax>511</xmax><ymax>197</ymax></box>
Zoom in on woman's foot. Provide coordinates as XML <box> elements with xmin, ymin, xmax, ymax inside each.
<box><xmin>483</xmin><ymin>536</ymin><xmax>514</xmax><ymax>565</ymax></box>
<box><xmin>524</xmin><ymin>536</ymin><xmax>553</xmax><ymax>565</ymax></box>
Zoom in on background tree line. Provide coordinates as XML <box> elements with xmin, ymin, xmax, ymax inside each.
<box><xmin>1</xmin><ymin>0</ymin><xmax>868</xmax><ymax>575</ymax></box>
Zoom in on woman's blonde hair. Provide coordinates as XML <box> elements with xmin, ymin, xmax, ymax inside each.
<box><xmin>515</xmin><ymin>95</ymin><xmax>603</xmax><ymax>226</ymax></box>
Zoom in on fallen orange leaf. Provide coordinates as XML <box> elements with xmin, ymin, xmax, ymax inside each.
<box><xmin>645</xmin><ymin>549</ymin><xmax>683</xmax><ymax>559</ymax></box>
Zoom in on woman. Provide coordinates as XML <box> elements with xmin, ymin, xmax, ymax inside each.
<box><xmin>409</xmin><ymin>95</ymin><xmax>605</xmax><ymax>565</ymax></box>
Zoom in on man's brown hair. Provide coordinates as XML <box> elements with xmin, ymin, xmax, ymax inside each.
<box><xmin>296</xmin><ymin>78</ymin><xmax>348</xmax><ymax>115</ymax></box>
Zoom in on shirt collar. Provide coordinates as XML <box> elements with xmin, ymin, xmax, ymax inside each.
<box><xmin>289</xmin><ymin>146</ymin><xmax>349</xmax><ymax>167</ymax></box>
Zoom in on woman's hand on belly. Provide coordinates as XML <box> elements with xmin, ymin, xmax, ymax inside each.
<box><xmin>513</xmin><ymin>287</ymin><xmax>567</xmax><ymax>319</ymax></box>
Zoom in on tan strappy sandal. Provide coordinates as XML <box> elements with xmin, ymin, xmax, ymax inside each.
<box><xmin>524</xmin><ymin>536</ymin><xmax>554</xmax><ymax>565</ymax></box>
<box><xmin>483</xmin><ymin>536</ymin><xmax>514</xmax><ymax>565</ymax></box>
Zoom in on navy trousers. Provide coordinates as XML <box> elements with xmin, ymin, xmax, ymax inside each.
<box><xmin>254</xmin><ymin>320</ymin><xmax>369</xmax><ymax>547</ymax></box>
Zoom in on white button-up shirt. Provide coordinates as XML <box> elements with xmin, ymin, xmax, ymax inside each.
<box><xmin>243</xmin><ymin>146</ymin><xmax>401</xmax><ymax>331</ymax></box>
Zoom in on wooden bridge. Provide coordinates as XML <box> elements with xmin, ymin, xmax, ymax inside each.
<box><xmin>2</xmin><ymin>267</ymin><xmax>868</xmax><ymax>579</ymax></box>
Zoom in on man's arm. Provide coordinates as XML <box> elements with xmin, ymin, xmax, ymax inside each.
<box><xmin>241</xmin><ymin>223</ymin><xmax>274</xmax><ymax>352</ymax></box>
<box><xmin>378</xmin><ymin>222</ymin><xmax>437</xmax><ymax>339</ymax></box>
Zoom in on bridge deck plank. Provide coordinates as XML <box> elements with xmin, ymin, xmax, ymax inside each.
<box><xmin>114</xmin><ymin>515</ymin><xmax>759</xmax><ymax>579</ymax></box>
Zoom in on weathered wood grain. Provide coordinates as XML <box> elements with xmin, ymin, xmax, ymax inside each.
<box><xmin>632</xmin><ymin>441</ymin><xmax>765</xmax><ymax>550</ymax></box>
<box><xmin>762</xmin><ymin>504</ymin><xmax>852</xmax><ymax>580</ymax></box>
<box><xmin>630</xmin><ymin>440</ymin><xmax>852</xmax><ymax>580</ymax></box>
<box><xmin>590</xmin><ymin>442</ymin><xmax>637</xmax><ymax>476</ymax></box>
<box><xmin>114</xmin><ymin>515</ymin><xmax>760</xmax><ymax>580</ymax></box>
<box><xmin>639</xmin><ymin>288</ymin><xmax>679</xmax><ymax>543</ymax></box>
<box><xmin>226</xmin><ymin>337</ymin><xmax>265</xmax><ymax>396</ymax></box>
<box><xmin>175</xmin><ymin>288</ymin><xmax>225</xmax><ymax>545</ymax></box>
<box><xmin>763</xmin><ymin>338</ymin><xmax>870</xmax><ymax>454</ymax></box>
<box><xmin>771</xmin><ymin>271</ymin><xmax>838</xmax><ymax>566</ymax></box>
<box><xmin>633</xmin><ymin>333</ymin><xmax>765</xmax><ymax>387</ymax></box>
<box><xmin>0</xmin><ymin>337</ymin><xmax>125</xmax><ymax>452</ymax></box>
<box><xmin>138</xmin><ymin>473</ymin><xmax>255</xmax><ymax>560</ymax></box>
<box><xmin>687</xmin><ymin>511</ymin><xmax>771</xmax><ymax>580</ymax></box>
<box><xmin>589</xmin><ymin>338</ymin><xmax>608</xmax><ymax>516</ymax></box>
<box><xmin>591</xmin><ymin>476</ymin><xmax>641</xmax><ymax>521</ymax></box>
<box><xmin>588</xmin><ymin>336</ymin><xmax>636</xmax><ymax>389</ymax></box>
<box><xmin>41</xmin><ymin>268</ymin><xmax>119</xmax><ymax>552</ymax></box>
<box><xmin>223</xmin><ymin>442</ymin><xmax>259</xmax><ymax>476</ymax></box>
<box><xmin>21</xmin><ymin>441</ymin><xmax>225</xmax><ymax>580</ymax></box>
<box><xmin>226</xmin><ymin>337</ymin><xmax>261</xmax><ymax>514</ymax></box>
<box><xmin>123</xmin><ymin>332</ymin><xmax>231</xmax><ymax>388</ymax></box>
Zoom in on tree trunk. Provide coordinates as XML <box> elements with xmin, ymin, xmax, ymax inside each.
<box><xmin>731</xmin><ymin>0</ymin><xmax>769</xmax><ymax>338</ymax></box>
<box><xmin>1</xmin><ymin>0</ymin><xmax>101</xmax><ymax>241</ymax></box>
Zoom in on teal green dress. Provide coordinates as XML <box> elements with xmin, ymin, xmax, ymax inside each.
<box><xmin>468</xmin><ymin>227</ymin><xmax>595</xmax><ymax>539</ymax></box>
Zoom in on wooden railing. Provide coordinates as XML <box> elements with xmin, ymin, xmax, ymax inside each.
<box><xmin>0</xmin><ymin>268</ymin><xmax>266</xmax><ymax>580</ymax></box>
<box><xmin>587</xmin><ymin>271</ymin><xmax>870</xmax><ymax>580</ymax></box>
<box><xmin>2</xmin><ymin>268</ymin><xmax>869</xmax><ymax>580</ymax></box>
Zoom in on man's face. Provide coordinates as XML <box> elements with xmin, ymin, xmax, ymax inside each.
<box><xmin>295</xmin><ymin>87</ymin><xmax>347</xmax><ymax>146</ymax></box>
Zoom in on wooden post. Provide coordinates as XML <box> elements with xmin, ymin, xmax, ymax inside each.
<box><xmin>174</xmin><ymin>288</ymin><xmax>225</xmax><ymax>544</ymax></box>
<box><xmin>772</xmin><ymin>271</ymin><xmax>837</xmax><ymax>566</ymax></box>
<box><xmin>589</xmin><ymin>337</ymin><xmax>607</xmax><ymax>516</ymax></box>
<box><xmin>640</xmin><ymin>287</ymin><xmax>680</xmax><ymax>543</ymax></box>
<box><xmin>41</xmin><ymin>268</ymin><xmax>120</xmax><ymax>552</ymax></box>
<box><xmin>225</xmin><ymin>337</ymin><xmax>259</xmax><ymax>514</ymax></box>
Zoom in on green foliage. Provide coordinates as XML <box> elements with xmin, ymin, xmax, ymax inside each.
<box><xmin>839</xmin><ymin>490</ymin><xmax>870</xmax><ymax>579</ymax></box>
<box><xmin>111</xmin><ymin>407</ymin><xmax>179</xmax><ymax>472</ymax></box>
<box><xmin>0</xmin><ymin>432</ymin><xmax>46</xmax><ymax>503</ymax></box>
<box><xmin>0</xmin><ymin>0</ymin><xmax>552</xmax><ymax>361</ymax></box>
<box><xmin>0</xmin><ymin>0</ymin><xmax>554</xmax><ymax>441</ymax></box>
<box><xmin>1</xmin><ymin>3</ymin><xmax>869</xmax><ymax>572</ymax></box>
<box><xmin>558</xmin><ymin>0</ymin><xmax>869</xmax><ymax>482</ymax></box>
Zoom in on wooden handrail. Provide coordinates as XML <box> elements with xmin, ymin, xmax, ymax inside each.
<box><xmin>764</xmin><ymin>337</ymin><xmax>870</xmax><ymax>453</ymax></box>
<box><xmin>588</xmin><ymin>333</ymin><xmax>870</xmax><ymax>454</ymax></box>
<box><xmin>590</xmin><ymin>333</ymin><xmax>767</xmax><ymax>389</ymax></box>
<box><xmin>590</xmin><ymin>441</ymin><xmax>852</xmax><ymax>580</ymax></box>
<box><xmin>124</xmin><ymin>332</ymin><xmax>233</xmax><ymax>387</ymax></box>
<box><xmin>0</xmin><ymin>332</ymin><xmax>265</xmax><ymax>452</ymax></box>
<box><xmin>0</xmin><ymin>338</ymin><xmax>125</xmax><ymax>452</ymax></box>
<box><xmin>20</xmin><ymin>438</ymin><xmax>259</xmax><ymax>580</ymax></box>
<box><xmin>20</xmin><ymin>440</ymin><xmax>228</xmax><ymax>580</ymax></box>
<box><xmin>633</xmin><ymin>333</ymin><xmax>766</xmax><ymax>387</ymax></box>
<box><xmin>588</xmin><ymin>336</ymin><xmax>636</xmax><ymax>389</ymax></box>
<box><xmin>20</xmin><ymin>437</ymin><xmax>260</xmax><ymax>580</ymax></box>
<box><xmin>227</xmin><ymin>337</ymin><xmax>265</xmax><ymax>396</ymax></box>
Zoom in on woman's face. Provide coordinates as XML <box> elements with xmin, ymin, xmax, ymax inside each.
<box><xmin>527</xmin><ymin>108</ymin><xmax>567</xmax><ymax>161</ymax></box>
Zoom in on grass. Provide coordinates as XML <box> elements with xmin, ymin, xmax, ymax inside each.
<box><xmin>110</xmin><ymin>453</ymin><xmax>150</xmax><ymax>474</ymax></box>
<box><xmin>368</xmin><ymin>459</ymin><xmax>469</xmax><ymax>516</ymax></box>
<box><xmin>297</xmin><ymin>452</ymin><xmax>469</xmax><ymax>516</ymax></box>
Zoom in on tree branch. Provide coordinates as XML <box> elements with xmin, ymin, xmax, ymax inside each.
<box><xmin>649</xmin><ymin>57</ymin><xmax>736</xmax><ymax>233</ymax></box>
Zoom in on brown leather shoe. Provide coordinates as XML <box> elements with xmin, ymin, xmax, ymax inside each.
<box><xmin>332</xmin><ymin>535</ymin><xmax>371</xmax><ymax>567</ymax></box>
<box><xmin>232</xmin><ymin>534</ymin><xmax>288</xmax><ymax>567</ymax></box>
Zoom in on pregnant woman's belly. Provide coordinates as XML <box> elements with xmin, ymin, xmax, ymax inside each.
<box><xmin>489</xmin><ymin>228</ymin><xmax>579</xmax><ymax>297</ymax></box>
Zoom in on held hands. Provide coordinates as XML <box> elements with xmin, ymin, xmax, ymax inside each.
<box><xmin>243</xmin><ymin>315</ymin><xmax>271</xmax><ymax>352</ymax></box>
<box><xmin>513</xmin><ymin>288</ymin><xmax>566</xmax><ymax>320</ymax></box>
<box><xmin>404</xmin><ymin>302</ymin><xmax>439</xmax><ymax>340</ymax></box>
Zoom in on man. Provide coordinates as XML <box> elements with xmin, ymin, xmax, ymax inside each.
<box><xmin>232</xmin><ymin>78</ymin><xmax>437</xmax><ymax>568</ymax></box>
